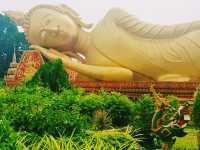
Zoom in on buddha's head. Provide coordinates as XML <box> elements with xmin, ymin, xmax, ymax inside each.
<box><xmin>23</xmin><ymin>4</ymin><xmax>91</xmax><ymax>51</ymax></box>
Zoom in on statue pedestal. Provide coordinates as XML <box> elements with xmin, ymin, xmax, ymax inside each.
<box><xmin>5</xmin><ymin>51</ymin><xmax>198</xmax><ymax>102</ymax></box>
<box><xmin>72</xmin><ymin>81</ymin><xmax>198</xmax><ymax>101</ymax></box>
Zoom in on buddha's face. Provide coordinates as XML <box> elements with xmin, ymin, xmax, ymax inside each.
<box><xmin>28</xmin><ymin>8</ymin><xmax>78</xmax><ymax>51</ymax></box>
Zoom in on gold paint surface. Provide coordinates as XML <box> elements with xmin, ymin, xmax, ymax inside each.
<box><xmin>24</xmin><ymin>5</ymin><xmax>200</xmax><ymax>81</ymax></box>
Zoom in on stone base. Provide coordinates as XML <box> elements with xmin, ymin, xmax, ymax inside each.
<box><xmin>72</xmin><ymin>81</ymin><xmax>198</xmax><ymax>101</ymax></box>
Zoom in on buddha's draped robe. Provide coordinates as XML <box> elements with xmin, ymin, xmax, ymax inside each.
<box><xmin>92</xmin><ymin>8</ymin><xmax>200</xmax><ymax>80</ymax></box>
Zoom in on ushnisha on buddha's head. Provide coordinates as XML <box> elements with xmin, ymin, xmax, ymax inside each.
<box><xmin>23</xmin><ymin>4</ymin><xmax>91</xmax><ymax>51</ymax></box>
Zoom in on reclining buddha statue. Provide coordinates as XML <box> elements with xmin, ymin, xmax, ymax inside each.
<box><xmin>21</xmin><ymin>4</ymin><xmax>200</xmax><ymax>81</ymax></box>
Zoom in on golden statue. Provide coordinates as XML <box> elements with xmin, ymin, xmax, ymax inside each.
<box><xmin>18</xmin><ymin>4</ymin><xmax>200</xmax><ymax>81</ymax></box>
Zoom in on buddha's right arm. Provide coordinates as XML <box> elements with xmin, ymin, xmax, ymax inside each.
<box><xmin>30</xmin><ymin>45</ymin><xmax>133</xmax><ymax>81</ymax></box>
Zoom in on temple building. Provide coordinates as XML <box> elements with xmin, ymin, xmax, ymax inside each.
<box><xmin>4</xmin><ymin>50</ymin><xmax>44</xmax><ymax>86</ymax></box>
<box><xmin>4</xmin><ymin>48</ymin><xmax>18</xmax><ymax>85</ymax></box>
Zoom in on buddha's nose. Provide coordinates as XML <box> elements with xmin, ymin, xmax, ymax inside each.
<box><xmin>43</xmin><ymin>25</ymin><xmax>61</xmax><ymax>35</ymax></box>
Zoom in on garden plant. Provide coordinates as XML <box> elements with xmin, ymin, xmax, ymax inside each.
<box><xmin>192</xmin><ymin>86</ymin><xmax>200</xmax><ymax>149</ymax></box>
<box><xmin>0</xmin><ymin>59</ymin><xmax>198</xmax><ymax>149</ymax></box>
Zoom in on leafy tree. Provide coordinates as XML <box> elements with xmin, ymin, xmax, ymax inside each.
<box><xmin>0</xmin><ymin>14</ymin><xmax>29</xmax><ymax>77</ymax></box>
<box><xmin>30</xmin><ymin>59</ymin><xmax>70</xmax><ymax>92</ymax></box>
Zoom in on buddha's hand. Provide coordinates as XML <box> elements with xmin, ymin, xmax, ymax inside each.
<box><xmin>30</xmin><ymin>45</ymin><xmax>71</xmax><ymax>62</ymax></box>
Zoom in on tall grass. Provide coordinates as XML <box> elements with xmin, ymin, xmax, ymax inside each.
<box><xmin>172</xmin><ymin>129</ymin><xmax>198</xmax><ymax>150</ymax></box>
<box><xmin>17</xmin><ymin>128</ymin><xmax>140</xmax><ymax>150</ymax></box>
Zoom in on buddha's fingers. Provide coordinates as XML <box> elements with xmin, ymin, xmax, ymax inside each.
<box><xmin>49</xmin><ymin>49</ymin><xmax>71</xmax><ymax>61</ymax></box>
<box><xmin>49</xmin><ymin>48</ymin><xmax>63</xmax><ymax>57</ymax></box>
<box><xmin>30</xmin><ymin>45</ymin><xmax>60</xmax><ymax>60</ymax></box>
<box><xmin>30</xmin><ymin>45</ymin><xmax>48</xmax><ymax>53</ymax></box>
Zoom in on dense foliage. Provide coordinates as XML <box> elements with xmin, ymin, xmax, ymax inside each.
<box><xmin>0</xmin><ymin>118</ymin><xmax>18</xmax><ymax>150</ymax></box>
<box><xmin>0</xmin><ymin>14</ymin><xmax>28</xmax><ymax>77</ymax></box>
<box><xmin>131</xmin><ymin>94</ymin><xmax>180</xmax><ymax>149</ymax></box>
<box><xmin>30</xmin><ymin>59</ymin><xmax>70</xmax><ymax>92</ymax></box>
<box><xmin>192</xmin><ymin>86</ymin><xmax>200</xmax><ymax>130</ymax></box>
<box><xmin>166</xmin><ymin>95</ymin><xmax>180</xmax><ymax>110</ymax></box>
<box><xmin>77</xmin><ymin>93</ymin><xmax>104</xmax><ymax>118</ymax></box>
<box><xmin>101</xmin><ymin>91</ymin><xmax>134</xmax><ymax>127</ymax></box>
<box><xmin>0</xmin><ymin>86</ymin><xmax>88</xmax><ymax>137</ymax></box>
<box><xmin>0</xmin><ymin>59</ymin><xmax>189</xmax><ymax>149</ymax></box>
<box><xmin>0</xmin><ymin>83</ymin><xmax>142</xmax><ymax>149</ymax></box>
<box><xmin>131</xmin><ymin>94</ymin><xmax>155</xmax><ymax>149</ymax></box>
<box><xmin>18</xmin><ymin>129</ymin><xmax>139</xmax><ymax>150</ymax></box>
<box><xmin>0</xmin><ymin>85</ymin><xmax>137</xmax><ymax>136</ymax></box>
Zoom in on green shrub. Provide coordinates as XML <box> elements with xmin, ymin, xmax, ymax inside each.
<box><xmin>77</xmin><ymin>93</ymin><xmax>104</xmax><ymax>118</ymax></box>
<box><xmin>101</xmin><ymin>91</ymin><xmax>134</xmax><ymax>127</ymax></box>
<box><xmin>0</xmin><ymin>118</ymin><xmax>19</xmax><ymax>150</ymax></box>
<box><xmin>1</xmin><ymin>86</ymin><xmax>89</xmax><ymax>137</ymax></box>
<box><xmin>193</xmin><ymin>89</ymin><xmax>200</xmax><ymax>150</ymax></box>
<box><xmin>131</xmin><ymin>94</ymin><xmax>155</xmax><ymax>149</ymax></box>
<box><xmin>166</xmin><ymin>95</ymin><xmax>180</xmax><ymax>119</ymax></box>
<box><xmin>17</xmin><ymin>131</ymin><xmax>41</xmax><ymax>147</ymax></box>
<box><xmin>32</xmin><ymin>93</ymin><xmax>87</xmax><ymax>136</ymax></box>
<box><xmin>131</xmin><ymin>94</ymin><xmax>181</xmax><ymax>149</ymax></box>
<box><xmin>0</xmin><ymin>87</ymin><xmax>7</xmax><ymax>115</ymax></box>
<box><xmin>18</xmin><ymin>129</ymin><xmax>140</xmax><ymax>150</ymax></box>
<box><xmin>93</xmin><ymin>110</ymin><xmax>112</xmax><ymax>130</ymax></box>
<box><xmin>166</xmin><ymin>95</ymin><xmax>180</xmax><ymax>110</ymax></box>
<box><xmin>0</xmin><ymin>79</ymin><xmax>5</xmax><ymax>88</ymax></box>
<box><xmin>89</xmin><ymin>129</ymin><xmax>140</xmax><ymax>149</ymax></box>
<box><xmin>192</xmin><ymin>86</ymin><xmax>200</xmax><ymax>130</ymax></box>
<box><xmin>1</xmin><ymin>86</ymin><xmax>55</xmax><ymax>130</ymax></box>
<box><xmin>30</xmin><ymin>59</ymin><xmax>70</xmax><ymax>92</ymax></box>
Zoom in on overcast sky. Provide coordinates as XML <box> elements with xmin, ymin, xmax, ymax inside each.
<box><xmin>0</xmin><ymin>0</ymin><xmax>200</xmax><ymax>25</ymax></box>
